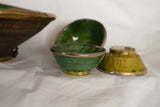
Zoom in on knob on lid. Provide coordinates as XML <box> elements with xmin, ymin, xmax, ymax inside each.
<box><xmin>110</xmin><ymin>46</ymin><xmax>135</xmax><ymax>55</ymax></box>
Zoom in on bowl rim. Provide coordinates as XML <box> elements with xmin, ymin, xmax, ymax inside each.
<box><xmin>0</xmin><ymin>3</ymin><xmax>56</xmax><ymax>21</ymax></box>
<box><xmin>54</xmin><ymin>18</ymin><xmax>107</xmax><ymax>46</ymax></box>
<box><xmin>50</xmin><ymin>43</ymin><xmax>106</xmax><ymax>58</ymax></box>
<box><xmin>110</xmin><ymin>46</ymin><xmax>135</xmax><ymax>55</ymax></box>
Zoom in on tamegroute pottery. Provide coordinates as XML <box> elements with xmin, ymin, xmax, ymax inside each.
<box><xmin>51</xmin><ymin>43</ymin><xmax>106</xmax><ymax>76</ymax></box>
<box><xmin>97</xmin><ymin>46</ymin><xmax>147</xmax><ymax>75</ymax></box>
<box><xmin>0</xmin><ymin>3</ymin><xmax>55</xmax><ymax>61</ymax></box>
<box><xmin>55</xmin><ymin>19</ymin><xmax>106</xmax><ymax>46</ymax></box>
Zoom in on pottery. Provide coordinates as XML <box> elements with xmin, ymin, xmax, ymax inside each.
<box><xmin>97</xmin><ymin>46</ymin><xmax>147</xmax><ymax>75</ymax></box>
<box><xmin>51</xmin><ymin>43</ymin><xmax>106</xmax><ymax>76</ymax></box>
<box><xmin>55</xmin><ymin>19</ymin><xmax>106</xmax><ymax>46</ymax></box>
<box><xmin>0</xmin><ymin>3</ymin><xmax>56</xmax><ymax>61</ymax></box>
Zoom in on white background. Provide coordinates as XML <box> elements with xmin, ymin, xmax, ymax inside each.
<box><xmin>0</xmin><ymin>0</ymin><xmax>160</xmax><ymax>107</ymax></box>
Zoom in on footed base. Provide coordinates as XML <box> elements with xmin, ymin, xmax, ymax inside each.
<box><xmin>97</xmin><ymin>67</ymin><xmax>147</xmax><ymax>76</ymax></box>
<box><xmin>0</xmin><ymin>56</ymin><xmax>12</xmax><ymax>62</ymax></box>
<box><xmin>64</xmin><ymin>70</ymin><xmax>90</xmax><ymax>76</ymax></box>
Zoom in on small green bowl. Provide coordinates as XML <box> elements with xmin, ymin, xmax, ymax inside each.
<box><xmin>51</xmin><ymin>43</ymin><xmax>106</xmax><ymax>76</ymax></box>
<box><xmin>55</xmin><ymin>19</ymin><xmax>106</xmax><ymax>46</ymax></box>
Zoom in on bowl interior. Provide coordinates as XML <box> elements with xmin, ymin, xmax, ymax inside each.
<box><xmin>52</xmin><ymin>44</ymin><xmax>105</xmax><ymax>54</ymax></box>
<box><xmin>55</xmin><ymin>19</ymin><xmax>106</xmax><ymax>46</ymax></box>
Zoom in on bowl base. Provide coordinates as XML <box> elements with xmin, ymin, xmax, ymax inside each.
<box><xmin>0</xmin><ymin>56</ymin><xmax>12</xmax><ymax>62</ymax></box>
<box><xmin>97</xmin><ymin>67</ymin><xmax>147</xmax><ymax>76</ymax></box>
<box><xmin>64</xmin><ymin>70</ymin><xmax>90</xmax><ymax>76</ymax></box>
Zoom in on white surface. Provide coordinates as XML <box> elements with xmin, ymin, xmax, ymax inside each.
<box><xmin>0</xmin><ymin>0</ymin><xmax>160</xmax><ymax>107</ymax></box>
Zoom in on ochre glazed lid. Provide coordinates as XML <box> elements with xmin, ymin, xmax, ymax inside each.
<box><xmin>0</xmin><ymin>3</ymin><xmax>55</xmax><ymax>21</ymax></box>
<box><xmin>97</xmin><ymin>46</ymin><xmax>147</xmax><ymax>75</ymax></box>
<box><xmin>55</xmin><ymin>19</ymin><xmax>106</xmax><ymax>46</ymax></box>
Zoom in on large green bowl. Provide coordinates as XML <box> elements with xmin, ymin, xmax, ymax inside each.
<box><xmin>55</xmin><ymin>19</ymin><xmax>106</xmax><ymax>46</ymax></box>
<box><xmin>51</xmin><ymin>43</ymin><xmax>106</xmax><ymax>76</ymax></box>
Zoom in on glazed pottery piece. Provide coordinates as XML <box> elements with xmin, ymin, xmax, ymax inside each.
<box><xmin>51</xmin><ymin>43</ymin><xmax>106</xmax><ymax>76</ymax></box>
<box><xmin>97</xmin><ymin>46</ymin><xmax>147</xmax><ymax>75</ymax></box>
<box><xmin>0</xmin><ymin>3</ymin><xmax>56</xmax><ymax>61</ymax></box>
<box><xmin>55</xmin><ymin>19</ymin><xmax>106</xmax><ymax>46</ymax></box>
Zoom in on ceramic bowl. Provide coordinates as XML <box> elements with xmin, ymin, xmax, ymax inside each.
<box><xmin>51</xmin><ymin>43</ymin><xmax>106</xmax><ymax>76</ymax></box>
<box><xmin>97</xmin><ymin>46</ymin><xmax>147</xmax><ymax>75</ymax></box>
<box><xmin>55</xmin><ymin>19</ymin><xmax>106</xmax><ymax>46</ymax></box>
<box><xmin>0</xmin><ymin>3</ymin><xmax>55</xmax><ymax>61</ymax></box>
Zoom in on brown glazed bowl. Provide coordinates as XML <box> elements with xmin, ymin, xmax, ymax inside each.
<box><xmin>0</xmin><ymin>3</ymin><xmax>56</xmax><ymax>61</ymax></box>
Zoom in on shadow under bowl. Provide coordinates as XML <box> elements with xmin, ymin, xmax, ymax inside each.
<box><xmin>51</xmin><ymin>43</ymin><xmax>106</xmax><ymax>76</ymax></box>
<box><xmin>0</xmin><ymin>3</ymin><xmax>56</xmax><ymax>61</ymax></box>
<box><xmin>55</xmin><ymin>19</ymin><xmax>106</xmax><ymax>46</ymax></box>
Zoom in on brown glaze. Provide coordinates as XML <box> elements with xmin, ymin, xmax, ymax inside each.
<box><xmin>0</xmin><ymin>3</ymin><xmax>55</xmax><ymax>60</ymax></box>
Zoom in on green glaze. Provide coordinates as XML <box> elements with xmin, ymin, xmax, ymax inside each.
<box><xmin>0</xmin><ymin>4</ymin><xmax>9</xmax><ymax>9</ymax></box>
<box><xmin>54</xmin><ymin>54</ymin><xmax>103</xmax><ymax>72</ymax></box>
<box><xmin>131</xmin><ymin>69</ymin><xmax>136</xmax><ymax>72</ymax></box>
<box><xmin>55</xmin><ymin>19</ymin><xmax>106</xmax><ymax>46</ymax></box>
<box><xmin>51</xmin><ymin>44</ymin><xmax>105</xmax><ymax>75</ymax></box>
<box><xmin>52</xmin><ymin>44</ymin><xmax>104</xmax><ymax>54</ymax></box>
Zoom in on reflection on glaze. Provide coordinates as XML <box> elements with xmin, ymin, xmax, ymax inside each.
<box><xmin>55</xmin><ymin>19</ymin><xmax>106</xmax><ymax>46</ymax></box>
<box><xmin>72</xmin><ymin>36</ymin><xmax>78</xmax><ymax>41</ymax></box>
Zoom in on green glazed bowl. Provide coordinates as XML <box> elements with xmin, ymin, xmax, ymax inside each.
<box><xmin>51</xmin><ymin>43</ymin><xmax>106</xmax><ymax>76</ymax></box>
<box><xmin>55</xmin><ymin>19</ymin><xmax>106</xmax><ymax>46</ymax></box>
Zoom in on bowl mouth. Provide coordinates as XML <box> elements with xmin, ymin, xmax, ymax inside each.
<box><xmin>51</xmin><ymin>43</ymin><xmax>106</xmax><ymax>58</ymax></box>
<box><xmin>0</xmin><ymin>3</ymin><xmax>56</xmax><ymax>21</ymax></box>
<box><xmin>55</xmin><ymin>18</ymin><xmax>106</xmax><ymax>46</ymax></box>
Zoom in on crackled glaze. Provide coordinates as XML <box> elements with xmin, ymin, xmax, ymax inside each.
<box><xmin>51</xmin><ymin>43</ymin><xmax>106</xmax><ymax>76</ymax></box>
